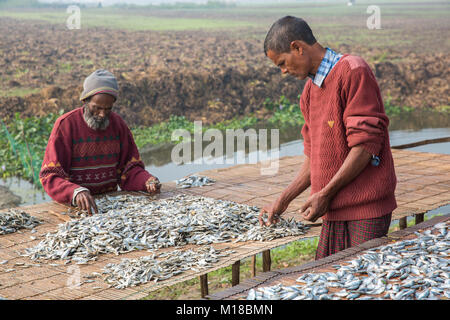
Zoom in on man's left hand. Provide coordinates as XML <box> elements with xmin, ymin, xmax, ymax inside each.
<box><xmin>299</xmin><ymin>191</ymin><xmax>331</xmax><ymax>222</ymax></box>
<box><xmin>145</xmin><ymin>176</ymin><xmax>161</xmax><ymax>194</ymax></box>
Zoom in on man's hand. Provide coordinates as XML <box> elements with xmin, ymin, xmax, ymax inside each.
<box><xmin>75</xmin><ymin>190</ymin><xmax>98</xmax><ymax>215</ymax></box>
<box><xmin>299</xmin><ymin>145</ymin><xmax>372</xmax><ymax>222</ymax></box>
<box><xmin>258</xmin><ymin>199</ymin><xmax>289</xmax><ymax>226</ymax></box>
<box><xmin>299</xmin><ymin>191</ymin><xmax>331</xmax><ymax>223</ymax></box>
<box><xmin>145</xmin><ymin>176</ymin><xmax>161</xmax><ymax>194</ymax></box>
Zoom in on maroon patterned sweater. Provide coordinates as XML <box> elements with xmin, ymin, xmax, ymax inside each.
<box><xmin>39</xmin><ymin>107</ymin><xmax>153</xmax><ymax>205</ymax></box>
<box><xmin>300</xmin><ymin>54</ymin><xmax>397</xmax><ymax>221</ymax></box>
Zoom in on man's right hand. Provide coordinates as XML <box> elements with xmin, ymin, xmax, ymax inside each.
<box><xmin>258</xmin><ymin>199</ymin><xmax>289</xmax><ymax>226</ymax></box>
<box><xmin>75</xmin><ymin>190</ymin><xmax>98</xmax><ymax>215</ymax></box>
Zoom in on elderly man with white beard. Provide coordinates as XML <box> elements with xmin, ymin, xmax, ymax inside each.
<box><xmin>39</xmin><ymin>69</ymin><xmax>160</xmax><ymax>215</ymax></box>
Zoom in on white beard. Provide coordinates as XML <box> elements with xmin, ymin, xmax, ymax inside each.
<box><xmin>83</xmin><ymin>105</ymin><xmax>110</xmax><ymax>131</ymax></box>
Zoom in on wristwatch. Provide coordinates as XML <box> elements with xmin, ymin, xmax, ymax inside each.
<box><xmin>371</xmin><ymin>155</ymin><xmax>380</xmax><ymax>167</ymax></box>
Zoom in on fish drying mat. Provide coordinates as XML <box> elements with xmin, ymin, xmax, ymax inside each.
<box><xmin>0</xmin><ymin>191</ymin><xmax>321</xmax><ymax>300</ymax></box>
<box><xmin>207</xmin><ymin>214</ymin><xmax>450</xmax><ymax>300</ymax></box>
<box><xmin>1</xmin><ymin>149</ymin><xmax>449</xmax><ymax>299</ymax></box>
<box><xmin>180</xmin><ymin>149</ymin><xmax>450</xmax><ymax>223</ymax></box>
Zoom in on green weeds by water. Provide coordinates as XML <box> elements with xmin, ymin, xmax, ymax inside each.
<box><xmin>0</xmin><ymin>111</ymin><xmax>62</xmax><ymax>185</ymax></box>
<box><xmin>132</xmin><ymin>95</ymin><xmax>303</xmax><ymax>148</ymax></box>
<box><xmin>384</xmin><ymin>94</ymin><xmax>413</xmax><ymax>115</ymax></box>
<box><xmin>0</xmin><ymin>98</ymin><xmax>300</xmax><ymax>187</ymax></box>
<box><xmin>0</xmin><ymin>97</ymin><xmax>436</xmax><ymax>188</ymax></box>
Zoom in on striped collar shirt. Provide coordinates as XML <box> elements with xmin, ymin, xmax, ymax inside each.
<box><xmin>309</xmin><ymin>47</ymin><xmax>343</xmax><ymax>88</ymax></box>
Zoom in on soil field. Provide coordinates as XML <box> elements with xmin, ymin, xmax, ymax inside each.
<box><xmin>0</xmin><ymin>1</ymin><xmax>449</xmax><ymax>126</ymax></box>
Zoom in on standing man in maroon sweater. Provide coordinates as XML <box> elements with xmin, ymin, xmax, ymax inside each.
<box><xmin>259</xmin><ymin>16</ymin><xmax>397</xmax><ymax>259</ymax></box>
<box><xmin>40</xmin><ymin>69</ymin><xmax>161</xmax><ymax>215</ymax></box>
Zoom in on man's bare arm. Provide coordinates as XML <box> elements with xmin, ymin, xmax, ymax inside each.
<box><xmin>259</xmin><ymin>156</ymin><xmax>311</xmax><ymax>226</ymax></box>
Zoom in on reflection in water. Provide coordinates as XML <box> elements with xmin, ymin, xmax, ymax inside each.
<box><xmin>1</xmin><ymin>111</ymin><xmax>449</xmax><ymax>206</ymax></box>
<box><xmin>0</xmin><ymin>177</ymin><xmax>49</xmax><ymax>207</ymax></box>
<box><xmin>142</xmin><ymin>110</ymin><xmax>450</xmax><ymax>167</ymax></box>
<box><xmin>388</xmin><ymin>110</ymin><xmax>450</xmax><ymax>131</ymax></box>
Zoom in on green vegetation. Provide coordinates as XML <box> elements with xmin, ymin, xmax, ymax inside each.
<box><xmin>0</xmin><ymin>9</ymin><xmax>255</xmax><ymax>31</ymax></box>
<box><xmin>113</xmin><ymin>1</ymin><xmax>237</xmax><ymax>10</ymax></box>
<box><xmin>0</xmin><ymin>96</ymin><xmax>445</xmax><ymax>188</ymax></box>
<box><xmin>383</xmin><ymin>94</ymin><xmax>413</xmax><ymax>115</ymax></box>
<box><xmin>436</xmin><ymin>105</ymin><xmax>450</xmax><ymax>113</ymax></box>
<box><xmin>0</xmin><ymin>111</ymin><xmax>62</xmax><ymax>185</ymax></box>
<box><xmin>133</xmin><ymin>95</ymin><xmax>302</xmax><ymax>148</ymax></box>
<box><xmin>389</xmin><ymin>213</ymin><xmax>443</xmax><ymax>233</ymax></box>
<box><xmin>58</xmin><ymin>62</ymin><xmax>73</xmax><ymax>73</ymax></box>
<box><xmin>0</xmin><ymin>97</ymin><xmax>300</xmax><ymax>188</ymax></box>
<box><xmin>0</xmin><ymin>87</ymin><xmax>40</xmax><ymax>97</ymax></box>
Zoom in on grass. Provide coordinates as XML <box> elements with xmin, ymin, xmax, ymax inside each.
<box><xmin>58</xmin><ymin>62</ymin><xmax>72</xmax><ymax>73</ymax></box>
<box><xmin>13</xmin><ymin>67</ymin><xmax>29</xmax><ymax>79</ymax></box>
<box><xmin>0</xmin><ymin>9</ymin><xmax>256</xmax><ymax>31</ymax></box>
<box><xmin>0</xmin><ymin>1</ymin><xmax>447</xmax><ymax>33</ymax></box>
<box><xmin>388</xmin><ymin>213</ymin><xmax>444</xmax><ymax>233</ymax></box>
<box><xmin>0</xmin><ymin>87</ymin><xmax>40</xmax><ymax>97</ymax></box>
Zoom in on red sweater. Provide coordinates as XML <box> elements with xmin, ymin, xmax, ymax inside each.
<box><xmin>300</xmin><ymin>54</ymin><xmax>397</xmax><ymax>221</ymax></box>
<box><xmin>40</xmin><ymin>107</ymin><xmax>153</xmax><ymax>205</ymax></box>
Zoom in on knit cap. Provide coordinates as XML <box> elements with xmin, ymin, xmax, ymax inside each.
<box><xmin>80</xmin><ymin>69</ymin><xmax>118</xmax><ymax>101</ymax></box>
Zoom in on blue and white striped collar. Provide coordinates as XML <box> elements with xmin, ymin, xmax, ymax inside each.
<box><xmin>308</xmin><ymin>47</ymin><xmax>343</xmax><ymax>88</ymax></box>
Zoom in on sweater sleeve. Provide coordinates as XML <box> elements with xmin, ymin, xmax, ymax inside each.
<box><xmin>117</xmin><ymin>123</ymin><xmax>154</xmax><ymax>191</ymax></box>
<box><xmin>39</xmin><ymin>125</ymin><xmax>80</xmax><ymax>205</ymax></box>
<box><xmin>300</xmin><ymin>82</ymin><xmax>311</xmax><ymax>158</ymax></box>
<box><xmin>341</xmin><ymin>64</ymin><xmax>389</xmax><ymax>156</ymax></box>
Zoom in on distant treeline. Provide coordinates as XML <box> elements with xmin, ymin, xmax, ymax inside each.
<box><xmin>113</xmin><ymin>1</ymin><xmax>237</xmax><ymax>10</ymax></box>
<box><xmin>0</xmin><ymin>0</ymin><xmax>237</xmax><ymax>10</ymax></box>
<box><xmin>0</xmin><ymin>0</ymin><xmax>72</xmax><ymax>9</ymax></box>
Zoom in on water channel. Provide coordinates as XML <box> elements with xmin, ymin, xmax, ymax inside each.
<box><xmin>1</xmin><ymin>111</ymin><xmax>449</xmax><ymax>219</ymax></box>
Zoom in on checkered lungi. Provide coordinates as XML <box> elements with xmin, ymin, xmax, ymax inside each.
<box><xmin>315</xmin><ymin>213</ymin><xmax>392</xmax><ymax>260</ymax></box>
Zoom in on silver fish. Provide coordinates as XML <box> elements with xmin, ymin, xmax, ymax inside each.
<box><xmin>247</xmin><ymin>222</ymin><xmax>449</xmax><ymax>300</ymax></box>
<box><xmin>0</xmin><ymin>209</ymin><xmax>41</xmax><ymax>235</ymax></box>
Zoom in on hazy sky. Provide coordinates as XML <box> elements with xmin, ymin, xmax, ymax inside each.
<box><xmin>39</xmin><ymin>0</ymin><xmax>253</xmax><ymax>4</ymax></box>
<box><xmin>38</xmin><ymin>0</ymin><xmax>328</xmax><ymax>5</ymax></box>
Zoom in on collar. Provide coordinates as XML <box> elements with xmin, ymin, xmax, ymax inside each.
<box><xmin>308</xmin><ymin>47</ymin><xmax>343</xmax><ymax>88</ymax></box>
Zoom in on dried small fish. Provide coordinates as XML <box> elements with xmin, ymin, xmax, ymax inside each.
<box><xmin>0</xmin><ymin>209</ymin><xmax>41</xmax><ymax>235</ymax></box>
<box><xmin>24</xmin><ymin>194</ymin><xmax>308</xmax><ymax>263</ymax></box>
<box><xmin>175</xmin><ymin>175</ymin><xmax>215</xmax><ymax>189</ymax></box>
<box><xmin>247</xmin><ymin>221</ymin><xmax>449</xmax><ymax>300</ymax></box>
<box><xmin>98</xmin><ymin>246</ymin><xmax>234</xmax><ymax>289</ymax></box>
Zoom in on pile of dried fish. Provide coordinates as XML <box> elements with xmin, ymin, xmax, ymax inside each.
<box><xmin>0</xmin><ymin>209</ymin><xmax>41</xmax><ymax>235</ymax></box>
<box><xmin>175</xmin><ymin>175</ymin><xmax>215</xmax><ymax>188</ymax></box>
<box><xmin>248</xmin><ymin>222</ymin><xmax>449</xmax><ymax>300</ymax></box>
<box><xmin>23</xmin><ymin>194</ymin><xmax>308</xmax><ymax>263</ymax></box>
<box><xmin>98</xmin><ymin>246</ymin><xmax>234</xmax><ymax>289</ymax></box>
<box><xmin>235</xmin><ymin>217</ymin><xmax>308</xmax><ymax>242</ymax></box>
